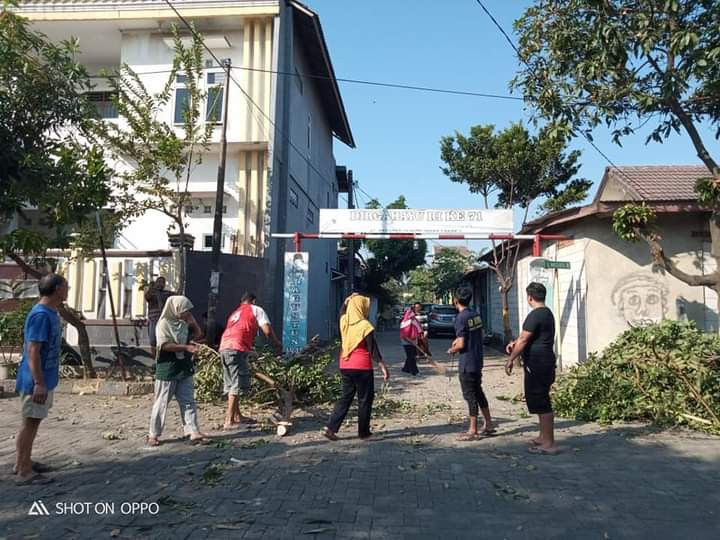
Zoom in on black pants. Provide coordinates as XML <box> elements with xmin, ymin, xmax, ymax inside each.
<box><xmin>524</xmin><ymin>362</ymin><xmax>556</xmax><ymax>415</ymax></box>
<box><xmin>327</xmin><ymin>369</ymin><xmax>375</xmax><ymax>437</ymax></box>
<box><xmin>459</xmin><ymin>371</ymin><xmax>489</xmax><ymax>417</ymax></box>
<box><xmin>402</xmin><ymin>345</ymin><xmax>419</xmax><ymax>375</ymax></box>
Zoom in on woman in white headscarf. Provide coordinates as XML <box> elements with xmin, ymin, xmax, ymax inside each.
<box><xmin>147</xmin><ymin>296</ymin><xmax>207</xmax><ymax>446</ymax></box>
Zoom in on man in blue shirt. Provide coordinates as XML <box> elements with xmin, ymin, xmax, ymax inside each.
<box><xmin>14</xmin><ymin>273</ymin><xmax>68</xmax><ymax>485</ymax></box>
<box><xmin>448</xmin><ymin>286</ymin><xmax>495</xmax><ymax>441</ymax></box>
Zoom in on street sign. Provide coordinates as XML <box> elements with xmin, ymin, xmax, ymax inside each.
<box><xmin>330</xmin><ymin>269</ymin><xmax>346</xmax><ymax>282</ymax></box>
<box><xmin>543</xmin><ymin>260</ymin><xmax>571</xmax><ymax>269</ymax></box>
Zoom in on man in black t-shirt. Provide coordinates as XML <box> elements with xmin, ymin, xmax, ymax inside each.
<box><xmin>448</xmin><ymin>286</ymin><xmax>495</xmax><ymax>441</ymax></box>
<box><xmin>505</xmin><ymin>282</ymin><xmax>558</xmax><ymax>455</ymax></box>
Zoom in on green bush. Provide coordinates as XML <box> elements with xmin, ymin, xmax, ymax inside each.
<box><xmin>0</xmin><ymin>301</ymin><xmax>33</xmax><ymax>363</ymax></box>
<box><xmin>553</xmin><ymin>321</ymin><xmax>720</xmax><ymax>434</ymax></box>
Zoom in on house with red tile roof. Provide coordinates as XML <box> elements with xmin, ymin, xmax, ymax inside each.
<box><xmin>467</xmin><ymin>165</ymin><xmax>717</xmax><ymax>368</ymax></box>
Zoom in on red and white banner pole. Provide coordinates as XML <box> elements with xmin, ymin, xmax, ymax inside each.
<box><xmin>272</xmin><ymin>232</ymin><xmax>568</xmax><ymax>251</ymax></box>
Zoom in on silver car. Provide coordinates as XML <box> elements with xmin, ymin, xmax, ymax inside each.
<box><xmin>427</xmin><ymin>304</ymin><xmax>458</xmax><ymax>337</ymax></box>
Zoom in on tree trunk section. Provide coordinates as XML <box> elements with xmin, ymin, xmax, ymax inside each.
<box><xmin>57</xmin><ymin>305</ymin><xmax>95</xmax><ymax>379</ymax></box>
<box><xmin>500</xmin><ymin>286</ymin><xmax>513</xmax><ymax>346</ymax></box>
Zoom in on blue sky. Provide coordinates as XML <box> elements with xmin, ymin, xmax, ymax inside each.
<box><xmin>307</xmin><ymin>0</ymin><xmax>717</xmax><ymax>238</ymax></box>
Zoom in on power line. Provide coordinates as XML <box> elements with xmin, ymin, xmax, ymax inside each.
<box><xmin>473</xmin><ymin>0</ymin><xmax>636</xmax><ymax>185</ymax></box>
<box><xmin>230</xmin><ymin>66</ymin><xmax>522</xmax><ymax>101</ymax></box>
<box><xmin>473</xmin><ymin>0</ymin><xmax>521</xmax><ymax>57</ymax></box>
<box><xmin>355</xmin><ymin>184</ymin><xmax>378</xmax><ymax>205</ymax></box>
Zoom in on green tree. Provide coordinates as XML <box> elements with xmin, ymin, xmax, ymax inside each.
<box><xmin>364</xmin><ymin>196</ymin><xmax>427</xmax><ymax>280</ymax></box>
<box><xmin>0</xmin><ymin>5</ymin><xmax>114</xmax><ymax>376</ymax></box>
<box><xmin>513</xmin><ymin>0</ymin><xmax>720</xmax><ymax>311</ymax></box>
<box><xmin>100</xmin><ymin>25</ymin><xmax>216</xmax><ymax>292</ymax></box>
<box><xmin>357</xmin><ymin>196</ymin><xmax>428</xmax><ymax>310</ymax></box>
<box><xmin>407</xmin><ymin>249</ymin><xmax>474</xmax><ymax>304</ymax></box>
<box><xmin>407</xmin><ymin>266</ymin><xmax>436</xmax><ymax>303</ymax></box>
<box><xmin>440</xmin><ymin>123</ymin><xmax>590</xmax><ymax>342</ymax></box>
<box><xmin>430</xmin><ymin>248</ymin><xmax>474</xmax><ymax>303</ymax></box>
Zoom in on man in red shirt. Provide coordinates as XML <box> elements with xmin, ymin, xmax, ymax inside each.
<box><xmin>219</xmin><ymin>292</ymin><xmax>281</xmax><ymax>430</ymax></box>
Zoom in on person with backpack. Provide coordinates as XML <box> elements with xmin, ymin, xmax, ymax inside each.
<box><xmin>219</xmin><ymin>292</ymin><xmax>281</xmax><ymax>430</ymax></box>
<box><xmin>400</xmin><ymin>306</ymin><xmax>424</xmax><ymax>375</ymax></box>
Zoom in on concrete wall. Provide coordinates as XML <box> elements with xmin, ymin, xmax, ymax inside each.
<box><xmin>516</xmin><ymin>236</ymin><xmax>589</xmax><ymax>368</ymax></box>
<box><xmin>582</xmin><ymin>213</ymin><xmax>717</xmax><ymax>353</ymax></box>
<box><xmin>184</xmin><ymin>251</ymin><xmax>267</xmax><ymax>326</ymax></box>
<box><xmin>511</xmin><ymin>212</ymin><xmax>717</xmax><ymax>367</ymax></box>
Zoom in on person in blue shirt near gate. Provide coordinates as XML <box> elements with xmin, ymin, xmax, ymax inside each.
<box><xmin>14</xmin><ymin>273</ymin><xmax>68</xmax><ymax>486</ymax></box>
<box><xmin>448</xmin><ymin>285</ymin><xmax>496</xmax><ymax>441</ymax></box>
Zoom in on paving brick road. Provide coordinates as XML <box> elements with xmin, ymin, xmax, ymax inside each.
<box><xmin>1</xmin><ymin>332</ymin><xmax>719</xmax><ymax>539</ymax></box>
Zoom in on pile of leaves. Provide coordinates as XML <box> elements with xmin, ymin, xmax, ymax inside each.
<box><xmin>553</xmin><ymin>321</ymin><xmax>720</xmax><ymax>434</ymax></box>
<box><xmin>193</xmin><ymin>342</ymin><xmax>341</xmax><ymax>407</ymax></box>
<box><xmin>253</xmin><ymin>348</ymin><xmax>341</xmax><ymax>406</ymax></box>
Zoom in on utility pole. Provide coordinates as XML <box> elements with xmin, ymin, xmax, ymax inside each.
<box><xmin>205</xmin><ymin>58</ymin><xmax>231</xmax><ymax>345</ymax></box>
<box><xmin>347</xmin><ymin>169</ymin><xmax>355</xmax><ymax>294</ymax></box>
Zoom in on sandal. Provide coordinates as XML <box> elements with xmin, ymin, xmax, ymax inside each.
<box><xmin>322</xmin><ymin>427</ymin><xmax>338</xmax><ymax>441</ymax></box>
<box><xmin>15</xmin><ymin>473</ymin><xmax>55</xmax><ymax>486</ymax></box>
<box><xmin>480</xmin><ymin>428</ymin><xmax>498</xmax><ymax>437</ymax></box>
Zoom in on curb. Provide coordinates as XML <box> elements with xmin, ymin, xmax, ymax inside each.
<box><xmin>0</xmin><ymin>379</ymin><xmax>154</xmax><ymax>397</ymax></box>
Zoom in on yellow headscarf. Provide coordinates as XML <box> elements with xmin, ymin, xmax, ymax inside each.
<box><xmin>155</xmin><ymin>295</ymin><xmax>194</xmax><ymax>360</ymax></box>
<box><xmin>340</xmin><ymin>295</ymin><xmax>374</xmax><ymax>359</ymax></box>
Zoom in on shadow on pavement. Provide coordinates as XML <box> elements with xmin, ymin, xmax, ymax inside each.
<box><xmin>3</xmin><ymin>413</ymin><xmax>718</xmax><ymax>539</ymax></box>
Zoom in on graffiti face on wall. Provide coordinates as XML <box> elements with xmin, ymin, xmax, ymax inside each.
<box><xmin>611</xmin><ymin>274</ymin><xmax>669</xmax><ymax>327</ymax></box>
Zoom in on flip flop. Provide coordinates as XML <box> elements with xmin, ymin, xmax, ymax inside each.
<box><xmin>480</xmin><ymin>429</ymin><xmax>498</xmax><ymax>437</ymax></box>
<box><xmin>15</xmin><ymin>473</ymin><xmax>55</xmax><ymax>486</ymax></box>
<box><xmin>457</xmin><ymin>433</ymin><xmax>480</xmax><ymax>441</ymax></box>
<box><xmin>527</xmin><ymin>445</ymin><xmax>560</xmax><ymax>455</ymax></box>
<box><xmin>12</xmin><ymin>461</ymin><xmax>53</xmax><ymax>475</ymax></box>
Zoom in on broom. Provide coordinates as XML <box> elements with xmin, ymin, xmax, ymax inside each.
<box><xmin>411</xmin><ymin>341</ymin><xmax>446</xmax><ymax>375</ymax></box>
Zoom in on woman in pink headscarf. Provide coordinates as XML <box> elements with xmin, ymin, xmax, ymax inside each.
<box><xmin>399</xmin><ymin>306</ymin><xmax>423</xmax><ymax>375</ymax></box>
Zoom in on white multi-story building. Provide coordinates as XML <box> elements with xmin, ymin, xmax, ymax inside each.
<box><xmin>14</xmin><ymin>0</ymin><xmax>356</xmax><ymax>339</ymax></box>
